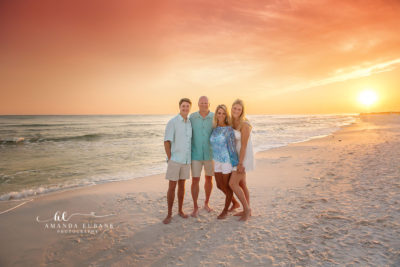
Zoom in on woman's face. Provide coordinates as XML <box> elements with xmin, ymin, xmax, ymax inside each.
<box><xmin>216</xmin><ymin>108</ymin><xmax>227</xmax><ymax>124</ymax></box>
<box><xmin>231</xmin><ymin>104</ymin><xmax>243</xmax><ymax>119</ymax></box>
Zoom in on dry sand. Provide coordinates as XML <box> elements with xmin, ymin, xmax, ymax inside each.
<box><xmin>0</xmin><ymin>114</ymin><xmax>399</xmax><ymax>266</ymax></box>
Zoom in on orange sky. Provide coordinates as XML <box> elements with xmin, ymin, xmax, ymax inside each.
<box><xmin>1</xmin><ymin>0</ymin><xmax>399</xmax><ymax>115</ymax></box>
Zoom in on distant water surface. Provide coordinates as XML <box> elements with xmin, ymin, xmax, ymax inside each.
<box><xmin>0</xmin><ymin>114</ymin><xmax>356</xmax><ymax>200</ymax></box>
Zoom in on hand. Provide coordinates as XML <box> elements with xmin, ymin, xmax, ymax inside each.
<box><xmin>237</xmin><ymin>163</ymin><xmax>245</xmax><ymax>173</ymax></box>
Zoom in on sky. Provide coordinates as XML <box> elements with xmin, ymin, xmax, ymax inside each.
<box><xmin>1</xmin><ymin>0</ymin><xmax>399</xmax><ymax>115</ymax></box>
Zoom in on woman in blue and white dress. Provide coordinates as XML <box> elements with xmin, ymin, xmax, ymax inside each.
<box><xmin>210</xmin><ymin>104</ymin><xmax>239</xmax><ymax>219</ymax></box>
<box><xmin>229</xmin><ymin>99</ymin><xmax>254</xmax><ymax>221</ymax></box>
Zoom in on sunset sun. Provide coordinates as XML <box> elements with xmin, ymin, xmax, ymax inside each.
<box><xmin>358</xmin><ymin>90</ymin><xmax>378</xmax><ymax>107</ymax></box>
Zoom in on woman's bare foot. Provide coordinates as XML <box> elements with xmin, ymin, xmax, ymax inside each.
<box><xmin>234</xmin><ymin>210</ymin><xmax>244</xmax><ymax>216</ymax></box>
<box><xmin>228</xmin><ymin>202</ymin><xmax>240</xmax><ymax>212</ymax></box>
<box><xmin>179</xmin><ymin>211</ymin><xmax>189</xmax><ymax>219</ymax></box>
<box><xmin>203</xmin><ymin>202</ymin><xmax>213</xmax><ymax>212</ymax></box>
<box><xmin>163</xmin><ymin>215</ymin><xmax>172</xmax><ymax>224</ymax></box>
<box><xmin>239</xmin><ymin>209</ymin><xmax>251</xmax><ymax>221</ymax></box>
<box><xmin>234</xmin><ymin>210</ymin><xmax>251</xmax><ymax>216</ymax></box>
<box><xmin>217</xmin><ymin>210</ymin><xmax>228</xmax><ymax>219</ymax></box>
<box><xmin>191</xmin><ymin>207</ymin><xmax>199</xmax><ymax>218</ymax></box>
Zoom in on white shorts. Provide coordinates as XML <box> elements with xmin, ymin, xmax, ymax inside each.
<box><xmin>191</xmin><ymin>160</ymin><xmax>214</xmax><ymax>177</ymax></box>
<box><xmin>214</xmin><ymin>161</ymin><xmax>233</xmax><ymax>174</ymax></box>
<box><xmin>232</xmin><ymin>162</ymin><xmax>255</xmax><ymax>173</ymax></box>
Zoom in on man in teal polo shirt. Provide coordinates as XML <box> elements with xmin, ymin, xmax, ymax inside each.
<box><xmin>189</xmin><ymin>96</ymin><xmax>214</xmax><ymax>217</ymax></box>
<box><xmin>163</xmin><ymin>98</ymin><xmax>192</xmax><ymax>224</ymax></box>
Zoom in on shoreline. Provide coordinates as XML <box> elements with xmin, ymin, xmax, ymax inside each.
<box><xmin>0</xmin><ymin>118</ymin><xmax>357</xmax><ymax>203</ymax></box>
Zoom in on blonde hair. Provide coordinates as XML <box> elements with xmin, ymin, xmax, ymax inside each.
<box><xmin>231</xmin><ymin>99</ymin><xmax>251</xmax><ymax>129</ymax></box>
<box><xmin>213</xmin><ymin>104</ymin><xmax>231</xmax><ymax>128</ymax></box>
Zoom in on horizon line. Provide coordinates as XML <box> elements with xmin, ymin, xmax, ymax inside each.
<box><xmin>0</xmin><ymin>112</ymin><xmax>374</xmax><ymax>116</ymax></box>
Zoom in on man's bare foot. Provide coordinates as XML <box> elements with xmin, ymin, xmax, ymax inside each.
<box><xmin>179</xmin><ymin>211</ymin><xmax>189</xmax><ymax>219</ymax></box>
<box><xmin>239</xmin><ymin>209</ymin><xmax>251</xmax><ymax>221</ymax></box>
<box><xmin>191</xmin><ymin>208</ymin><xmax>199</xmax><ymax>218</ymax></box>
<box><xmin>228</xmin><ymin>202</ymin><xmax>240</xmax><ymax>212</ymax></box>
<box><xmin>163</xmin><ymin>215</ymin><xmax>172</xmax><ymax>224</ymax></box>
<box><xmin>203</xmin><ymin>202</ymin><xmax>213</xmax><ymax>212</ymax></box>
<box><xmin>217</xmin><ymin>210</ymin><xmax>228</xmax><ymax>219</ymax></box>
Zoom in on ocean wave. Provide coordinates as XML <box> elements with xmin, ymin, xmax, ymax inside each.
<box><xmin>4</xmin><ymin>123</ymin><xmax>75</xmax><ymax>128</ymax></box>
<box><xmin>0</xmin><ymin>134</ymin><xmax>103</xmax><ymax>145</ymax></box>
<box><xmin>0</xmin><ymin>137</ymin><xmax>26</xmax><ymax>145</ymax></box>
<box><xmin>0</xmin><ymin>167</ymin><xmax>167</xmax><ymax>201</ymax></box>
<box><xmin>0</xmin><ymin>183</ymin><xmax>93</xmax><ymax>201</ymax></box>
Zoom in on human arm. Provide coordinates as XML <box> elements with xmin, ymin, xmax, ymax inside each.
<box><xmin>164</xmin><ymin>141</ymin><xmax>171</xmax><ymax>161</ymax></box>
<box><xmin>238</xmin><ymin>122</ymin><xmax>251</xmax><ymax>173</ymax></box>
<box><xmin>164</xmin><ymin>120</ymin><xmax>174</xmax><ymax>161</ymax></box>
<box><xmin>226</xmin><ymin>127</ymin><xmax>239</xmax><ymax>167</ymax></box>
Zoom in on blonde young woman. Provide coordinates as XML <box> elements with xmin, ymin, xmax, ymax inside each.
<box><xmin>229</xmin><ymin>99</ymin><xmax>254</xmax><ymax>221</ymax></box>
<box><xmin>209</xmin><ymin>105</ymin><xmax>239</xmax><ymax>219</ymax></box>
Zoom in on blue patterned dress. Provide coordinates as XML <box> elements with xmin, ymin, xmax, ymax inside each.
<box><xmin>210</xmin><ymin>126</ymin><xmax>239</xmax><ymax>167</ymax></box>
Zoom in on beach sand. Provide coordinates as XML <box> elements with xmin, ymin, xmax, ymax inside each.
<box><xmin>0</xmin><ymin>114</ymin><xmax>399</xmax><ymax>266</ymax></box>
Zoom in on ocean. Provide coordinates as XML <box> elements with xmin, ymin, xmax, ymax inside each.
<box><xmin>0</xmin><ymin>114</ymin><xmax>356</xmax><ymax>200</ymax></box>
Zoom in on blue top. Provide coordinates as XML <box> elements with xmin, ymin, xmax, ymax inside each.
<box><xmin>210</xmin><ymin>126</ymin><xmax>239</xmax><ymax>166</ymax></box>
<box><xmin>189</xmin><ymin>111</ymin><xmax>214</xmax><ymax>161</ymax></box>
<box><xmin>164</xmin><ymin>114</ymin><xmax>192</xmax><ymax>164</ymax></box>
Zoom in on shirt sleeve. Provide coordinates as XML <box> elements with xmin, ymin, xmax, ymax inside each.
<box><xmin>225</xmin><ymin>127</ymin><xmax>239</xmax><ymax>166</ymax></box>
<box><xmin>164</xmin><ymin>120</ymin><xmax>174</xmax><ymax>142</ymax></box>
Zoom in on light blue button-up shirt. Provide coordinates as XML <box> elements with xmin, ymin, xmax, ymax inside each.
<box><xmin>189</xmin><ymin>111</ymin><xmax>214</xmax><ymax>161</ymax></box>
<box><xmin>164</xmin><ymin>114</ymin><xmax>192</xmax><ymax>164</ymax></box>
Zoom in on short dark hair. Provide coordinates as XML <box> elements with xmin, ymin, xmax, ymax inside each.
<box><xmin>179</xmin><ymin>98</ymin><xmax>192</xmax><ymax>106</ymax></box>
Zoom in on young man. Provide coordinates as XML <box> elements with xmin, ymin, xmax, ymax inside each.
<box><xmin>163</xmin><ymin>98</ymin><xmax>192</xmax><ymax>224</ymax></box>
<box><xmin>189</xmin><ymin>96</ymin><xmax>214</xmax><ymax>217</ymax></box>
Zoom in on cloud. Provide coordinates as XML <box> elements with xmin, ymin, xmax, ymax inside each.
<box><xmin>262</xmin><ymin>58</ymin><xmax>400</xmax><ymax>96</ymax></box>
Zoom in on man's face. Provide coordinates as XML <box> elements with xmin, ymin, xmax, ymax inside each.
<box><xmin>198</xmin><ymin>97</ymin><xmax>209</xmax><ymax>113</ymax></box>
<box><xmin>180</xmin><ymin>102</ymin><xmax>191</xmax><ymax>116</ymax></box>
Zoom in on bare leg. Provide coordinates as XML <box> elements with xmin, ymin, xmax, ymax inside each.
<box><xmin>234</xmin><ymin>174</ymin><xmax>251</xmax><ymax>216</ymax></box>
<box><xmin>215</xmin><ymin>173</ymin><xmax>227</xmax><ymax>218</ymax></box>
<box><xmin>215</xmin><ymin>172</ymin><xmax>224</xmax><ymax>192</ymax></box>
<box><xmin>178</xmin><ymin>179</ymin><xmax>188</xmax><ymax>219</ymax></box>
<box><xmin>204</xmin><ymin>175</ymin><xmax>213</xmax><ymax>212</ymax></box>
<box><xmin>191</xmin><ymin>177</ymin><xmax>200</xmax><ymax>217</ymax></box>
<box><xmin>239</xmin><ymin>174</ymin><xmax>250</xmax><ymax>206</ymax></box>
<box><xmin>229</xmin><ymin>196</ymin><xmax>241</xmax><ymax>212</ymax></box>
<box><xmin>163</xmin><ymin>181</ymin><xmax>177</xmax><ymax>224</ymax></box>
<box><xmin>229</xmin><ymin>171</ymin><xmax>251</xmax><ymax>221</ymax></box>
<box><xmin>218</xmin><ymin>173</ymin><xmax>233</xmax><ymax>219</ymax></box>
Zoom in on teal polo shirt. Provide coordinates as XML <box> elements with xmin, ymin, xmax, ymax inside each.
<box><xmin>189</xmin><ymin>111</ymin><xmax>214</xmax><ymax>161</ymax></box>
<box><xmin>164</xmin><ymin>114</ymin><xmax>192</xmax><ymax>164</ymax></box>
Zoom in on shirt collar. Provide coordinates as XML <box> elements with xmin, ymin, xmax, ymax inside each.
<box><xmin>178</xmin><ymin>114</ymin><xmax>188</xmax><ymax>122</ymax></box>
<box><xmin>196</xmin><ymin>111</ymin><xmax>213</xmax><ymax>119</ymax></box>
